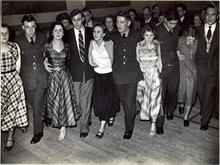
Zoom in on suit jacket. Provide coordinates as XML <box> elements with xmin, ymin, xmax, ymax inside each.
<box><xmin>110</xmin><ymin>30</ymin><xmax>143</xmax><ymax>85</ymax></box>
<box><xmin>195</xmin><ymin>24</ymin><xmax>219</xmax><ymax>78</ymax></box>
<box><xmin>66</xmin><ymin>27</ymin><xmax>94</xmax><ymax>82</ymax></box>
<box><xmin>141</xmin><ymin>16</ymin><xmax>158</xmax><ymax>29</ymax></box>
<box><xmin>156</xmin><ymin>23</ymin><xmax>181</xmax><ymax>77</ymax></box>
<box><xmin>178</xmin><ymin>13</ymin><xmax>194</xmax><ymax>36</ymax></box>
<box><xmin>14</xmin><ymin>33</ymin><xmax>48</xmax><ymax>89</ymax></box>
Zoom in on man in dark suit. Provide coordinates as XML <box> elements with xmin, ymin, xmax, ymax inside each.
<box><xmin>110</xmin><ymin>11</ymin><xmax>142</xmax><ymax>139</ymax></box>
<box><xmin>155</xmin><ymin>9</ymin><xmax>181</xmax><ymax>135</ymax></box>
<box><xmin>67</xmin><ymin>9</ymin><xmax>94</xmax><ymax>138</ymax></box>
<box><xmin>196</xmin><ymin>5</ymin><xmax>219</xmax><ymax>130</ymax></box>
<box><xmin>176</xmin><ymin>3</ymin><xmax>193</xmax><ymax>36</ymax></box>
<box><xmin>141</xmin><ymin>6</ymin><xmax>158</xmax><ymax>29</ymax></box>
<box><xmin>15</xmin><ymin>15</ymin><xmax>47</xmax><ymax>144</ymax></box>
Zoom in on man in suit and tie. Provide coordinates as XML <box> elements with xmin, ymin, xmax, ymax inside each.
<box><xmin>155</xmin><ymin>9</ymin><xmax>181</xmax><ymax>135</ymax></box>
<box><xmin>15</xmin><ymin>15</ymin><xmax>47</xmax><ymax>144</ymax></box>
<box><xmin>196</xmin><ymin>5</ymin><xmax>219</xmax><ymax>130</ymax></box>
<box><xmin>67</xmin><ymin>9</ymin><xmax>94</xmax><ymax>137</ymax></box>
<box><xmin>141</xmin><ymin>6</ymin><xmax>158</xmax><ymax>29</ymax></box>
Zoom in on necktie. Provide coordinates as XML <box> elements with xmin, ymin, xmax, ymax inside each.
<box><xmin>78</xmin><ymin>30</ymin><xmax>85</xmax><ymax>63</ymax></box>
<box><xmin>30</xmin><ymin>37</ymin><xmax>34</xmax><ymax>45</ymax></box>
<box><xmin>122</xmin><ymin>33</ymin><xmax>126</xmax><ymax>39</ymax></box>
<box><xmin>169</xmin><ymin>29</ymin><xmax>173</xmax><ymax>36</ymax></box>
<box><xmin>207</xmin><ymin>25</ymin><xmax>212</xmax><ymax>41</ymax></box>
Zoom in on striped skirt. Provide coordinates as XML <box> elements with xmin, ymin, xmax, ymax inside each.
<box><xmin>46</xmin><ymin>68</ymin><xmax>80</xmax><ymax>128</ymax></box>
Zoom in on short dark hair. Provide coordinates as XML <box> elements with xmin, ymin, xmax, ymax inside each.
<box><xmin>82</xmin><ymin>7</ymin><xmax>92</xmax><ymax>14</ymax></box>
<box><xmin>116</xmin><ymin>11</ymin><xmax>131</xmax><ymax>21</ymax></box>
<box><xmin>206</xmin><ymin>4</ymin><xmax>219</xmax><ymax>14</ymax></box>
<box><xmin>21</xmin><ymin>14</ymin><xmax>36</xmax><ymax>24</ymax></box>
<box><xmin>56</xmin><ymin>12</ymin><xmax>71</xmax><ymax>22</ymax></box>
<box><xmin>141</xmin><ymin>24</ymin><xmax>157</xmax><ymax>37</ymax></box>
<box><xmin>176</xmin><ymin>3</ymin><xmax>187</xmax><ymax>11</ymax></box>
<box><xmin>185</xmin><ymin>25</ymin><xmax>197</xmax><ymax>38</ymax></box>
<box><xmin>70</xmin><ymin>9</ymin><xmax>83</xmax><ymax>19</ymax></box>
<box><xmin>143</xmin><ymin>6</ymin><xmax>152</xmax><ymax>13</ymax></box>
<box><xmin>152</xmin><ymin>4</ymin><xmax>159</xmax><ymax>10</ymax></box>
<box><xmin>47</xmin><ymin>22</ymin><xmax>67</xmax><ymax>43</ymax></box>
<box><xmin>165</xmin><ymin>9</ymin><xmax>178</xmax><ymax>21</ymax></box>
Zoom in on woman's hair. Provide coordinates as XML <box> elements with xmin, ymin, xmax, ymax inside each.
<box><xmin>141</xmin><ymin>24</ymin><xmax>157</xmax><ymax>37</ymax></box>
<box><xmin>185</xmin><ymin>25</ymin><xmax>197</xmax><ymax>38</ymax></box>
<box><xmin>56</xmin><ymin>12</ymin><xmax>72</xmax><ymax>24</ymax></box>
<box><xmin>93</xmin><ymin>23</ymin><xmax>110</xmax><ymax>41</ymax></box>
<box><xmin>47</xmin><ymin>22</ymin><xmax>67</xmax><ymax>43</ymax></box>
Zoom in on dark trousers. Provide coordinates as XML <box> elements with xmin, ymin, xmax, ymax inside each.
<box><xmin>115</xmin><ymin>83</ymin><xmax>137</xmax><ymax>133</ymax></box>
<box><xmin>197</xmin><ymin>72</ymin><xmax>218</xmax><ymax>126</ymax></box>
<box><xmin>25</xmin><ymin>86</ymin><xmax>46</xmax><ymax>134</ymax></box>
<box><xmin>157</xmin><ymin>66</ymin><xmax>179</xmax><ymax>128</ymax></box>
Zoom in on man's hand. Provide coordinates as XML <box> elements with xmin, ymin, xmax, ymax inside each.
<box><xmin>44</xmin><ymin>57</ymin><xmax>53</xmax><ymax>73</ymax></box>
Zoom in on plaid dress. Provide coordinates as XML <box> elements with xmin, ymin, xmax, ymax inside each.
<box><xmin>1</xmin><ymin>42</ymin><xmax>28</xmax><ymax>131</ymax></box>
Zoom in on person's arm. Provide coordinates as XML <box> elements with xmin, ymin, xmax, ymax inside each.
<box><xmin>88</xmin><ymin>40</ymin><xmax>98</xmax><ymax>67</ymax></box>
<box><xmin>14</xmin><ymin>43</ymin><xmax>21</xmax><ymax>73</ymax></box>
<box><xmin>156</xmin><ymin>40</ymin><xmax>162</xmax><ymax>73</ymax></box>
<box><xmin>176</xmin><ymin>37</ymin><xmax>185</xmax><ymax>61</ymax></box>
<box><xmin>43</xmin><ymin>45</ymin><xmax>53</xmax><ymax>72</ymax></box>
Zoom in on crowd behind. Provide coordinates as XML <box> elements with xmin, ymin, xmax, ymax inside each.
<box><xmin>1</xmin><ymin>3</ymin><xmax>219</xmax><ymax>152</ymax></box>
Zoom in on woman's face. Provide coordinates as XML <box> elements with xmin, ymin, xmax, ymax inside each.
<box><xmin>194</xmin><ymin>15</ymin><xmax>201</xmax><ymax>27</ymax></box>
<box><xmin>61</xmin><ymin>19</ymin><xmax>70</xmax><ymax>29</ymax></box>
<box><xmin>52</xmin><ymin>25</ymin><xmax>64</xmax><ymax>40</ymax></box>
<box><xmin>93</xmin><ymin>26</ymin><xmax>105</xmax><ymax>41</ymax></box>
<box><xmin>129</xmin><ymin>11</ymin><xmax>135</xmax><ymax>21</ymax></box>
<box><xmin>143</xmin><ymin>31</ymin><xmax>154</xmax><ymax>44</ymax></box>
<box><xmin>1</xmin><ymin>27</ymin><xmax>9</xmax><ymax>44</ymax></box>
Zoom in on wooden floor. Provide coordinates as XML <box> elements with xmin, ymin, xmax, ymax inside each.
<box><xmin>1</xmin><ymin>101</ymin><xmax>219</xmax><ymax>165</ymax></box>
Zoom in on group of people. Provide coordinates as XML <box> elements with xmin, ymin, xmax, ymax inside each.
<box><xmin>1</xmin><ymin>3</ymin><xmax>219</xmax><ymax>152</ymax></box>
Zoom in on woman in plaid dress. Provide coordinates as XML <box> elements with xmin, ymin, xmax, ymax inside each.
<box><xmin>1</xmin><ymin>24</ymin><xmax>28</xmax><ymax>151</ymax></box>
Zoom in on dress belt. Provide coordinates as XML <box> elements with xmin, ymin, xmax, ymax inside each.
<box><xmin>1</xmin><ymin>69</ymin><xmax>16</xmax><ymax>74</ymax></box>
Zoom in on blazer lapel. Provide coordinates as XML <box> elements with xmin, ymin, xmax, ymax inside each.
<box><xmin>208</xmin><ymin>24</ymin><xmax>219</xmax><ymax>56</ymax></box>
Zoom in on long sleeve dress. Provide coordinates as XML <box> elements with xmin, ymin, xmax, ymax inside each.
<box><xmin>43</xmin><ymin>42</ymin><xmax>80</xmax><ymax>128</ymax></box>
<box><xmin>1</xmin><ymin>42</ymin><xmax>28</xmax><ymax>131</ymax></box>
<box><xmin>177</xmin><ymin>36</ymin><xmax>198</xmax><ymax>106</ymax></box>
<box><xmin>136</xmin><ymin>39</ymin><xmax>162</xmax><ymax>122</ymax></box>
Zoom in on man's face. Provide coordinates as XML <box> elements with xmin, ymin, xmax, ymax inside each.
<box><xmin>105</xmin><ymin>17</ymin><xmax>114</xmax><ymax>31</ymax></box>
<box><xmin>71</xmin><ymin>13</ymin><xmax>84</xmax><ymax>30</ymax></box>
<box><xmin>164</xmin><ymin>19</ymin><xmax>178</xmax><ymax>30</ymax></box>
<box><xmin>61</xmin><ymin>19</ymin><xmax>70</xmax><ymax>29</ymax></box>
<box><xmin>177</xmin><ymin>7</ymin><xmax>186</xmax><ymax>18</ymax></box>
<box><xmin>206</xmin><ymin>7</ymin><xmax>218</xmax><ymax>25</ymax></box>
<box><xmin>22</xmin><ymin>21</ymin><xmax>36</xmax><ymax>38</ymax></box>
<box><xmin>83</xmin><ymin>11</ymin><xmax>91</xmax><ymax>23</ymax></box>
<box><xmin>143</xmin><ymin>8</ymin><xmax>151</xmax><ymax>19</ymax></box>
<box><xmin>116</xmin><ymin>16</ymin><xmax>130</xmax><ymax>33</ymax></box>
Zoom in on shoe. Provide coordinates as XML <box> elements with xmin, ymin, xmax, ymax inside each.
<box><xmin>95</xmin><ymin>131</ymin><xmax>104</xmax><ymax>139</ymax></box>
<box><xmin>179</xmin><ymin>106</ymin><xmax>184</xmax><ymax>115</ymax></box>
<box><xmin>44</xmin><ymin>118</ymin><xmax>52</xmax><ymax>127</ymax></box>
<box><xmin>167</xmin><ymin>113</ymin><xmax>174</xmax><ymax>120</ymax></box>
<box><xmin>30</xmin><ymin>132</ymin><xmax>43</xmax><ymax>144</ymax></box>
<box><xmin>80</xmin><ymin>132</ymin><xmax>88</xmax><ymax>138</ymax></box>
<box><xmin>4</xmin><ymin>140</ymin><xmax>14</xmax><ymax>152</ymax></box>
<box><xmin>200</xmin><ymin>125</ymin><xmax>209</xmax><ymax>130</ymax></box>
<box><xmin>108</xmin><ymin>117</ymin><xmax>114</xmax><ymax>127</ymax></box>
<box><xmin>88</xmin><ymin>121</ymin><xmax>92</xmax><ymax>126</ymax></box>
<box><xmin>183</xmin><ymin>120</ymin><xmax>189</xmax><ymax>127</ymax></box>
<box><xmin>149</xmin><ymin>122</ymin><xmax>156</xmax><ymax>136</ymax></box>
<box><xmin>123</xmin><ymin>131</ymin><xmax>133</xmax><ymax>140</ymax></box>
<box><xmin>20</xmin><ymin>127</ymin><xmax>28</xmax><ymax>133</ymax></box>
<box><xmin>58</xmin><ymin>127</ymin><xmax>66</xmax><ymax>141</ymax></box>
<box><xmin>156</xmin><ymin>127</ymin><xmax>164</xmax><ymax>135</ymax></box>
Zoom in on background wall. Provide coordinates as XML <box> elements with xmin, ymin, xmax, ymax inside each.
<box><xmin>2</xmin><ymin>0</ymin><xmax>214</xmax><ymax>26</ymax></box>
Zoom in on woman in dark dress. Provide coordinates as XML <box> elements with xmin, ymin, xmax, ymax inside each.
<box><xmin>43</xmin><ymin>22</ymin><xmax>80</xmax><ymax>141</ymax></box>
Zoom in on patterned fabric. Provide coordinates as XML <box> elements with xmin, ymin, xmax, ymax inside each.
<box><xmin>79</xmin><ymin>30</ymin><xmax>85</xmax><ymax>62</ymax></box>
<box><xmin>44</xmin><ymin>43</ymin><xmax>80</xmax><ymax>128</ymax></box>
<box><xmin>177</xmin><ymin>37</ymin><xmax>197</xmax><ymax>106</ymax></box>
<box><xmin>136</xmin><ymin>40</ymin><xmax>162</xmax><ymax>122</ymax></box>
<box><xmin>1</xmin><ymin>42</ymin><xmax>28</xmax><ymax>131</ymax></box>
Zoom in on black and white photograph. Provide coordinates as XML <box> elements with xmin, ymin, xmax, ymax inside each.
<box><xmin>1</xmin><ymin>0</ymin><xmax>219</xmax><ymax>164</ymax></box>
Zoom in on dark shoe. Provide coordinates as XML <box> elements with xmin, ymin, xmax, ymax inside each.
<box><xmin>30</xmin><ymin>132</ymin><xmax>43</xmax><ymax>144</ymax></box>
<box><xmin>200</xmin><ymin>125</ymin><xmax>209</xmax><ymax>130</ymax></box>
<box><xmin>4</xmin><ymin>140</ymin><xmax>14</xmax><ymax>152</ymax></box>
<box><xmin>167</xmin><ymin>113</ymin><xmax>174</xmax><ymax>120</ymax></box>
<box><xmin>108</xmin><ymin>118</ymin><xmax>114</xmax><ymax>127</ymax></box>
<box><xmin>183</xmin><ymin>120</ymin><xmax>189</xmax><ymax>127</ymax></box>
<box><xmin>123</xmin><ymin>131</ymin><xmax>133</xmax><ymax>140</ymax></box>
<box><xmin>156</xmin><ymin>127</ymin><xmax>164</xmax><ymax>135</ymax></box>
<box><xmin>80</xmin><ymin>132</ymin><xmax>88</xmax><ymax>138</ymax></box>
<box><xmin>44</xmin><ymin>118</ymin><xmax>52</xmax><ymax>127</ymax></box>
<box><xmin>179</xmin><ymin>106</ymin><xmax>185</xmax><ymax>115</ymax></box>
<box><xmin>95</xmin><ymin>131</ymin><xmax>104</xmax><ymax>139</ymax></box>
<box><xmin>20</xmin><ymin>127</ymin><xmax>28</xmax><ymax>133</ymax></box>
